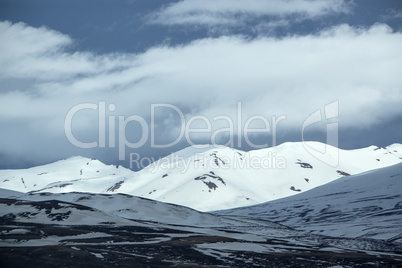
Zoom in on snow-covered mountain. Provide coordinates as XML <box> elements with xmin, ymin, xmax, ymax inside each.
<box><xmin>0</xmin><ymin>190</ymin><xmax>296</xmax><ymax>267</ymax></box>
<box><xmin>1</xmin><ymin>142</ymin><xmax>401</xmax><ymax>211</ymax></box>
<box><xmin>0</xmin><ymin>189</ymin><xmax>242</xmax><ymax>228</ymax></box>
<box><xmin>217</xmin><ymin>162</ymin><xmax>402</xmax><ymax>242</ymax></box>
<box><xmin>1</xmin><ymin>143</ymin><xmax>402</xmax><ymax>266</ymax></box>
<box><xmin>0</xmin><ymin>157</ymin><xmax>134</xmax><ymax>193</ymax></box>
<box><xmin>122</xmin><ymin>142</ymin><xmax>402</xmax><ymax>211</ymax></box>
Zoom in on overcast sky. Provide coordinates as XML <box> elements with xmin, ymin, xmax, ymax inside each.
<box><xmin>0</xmin><ymin>0</ymin><xmax>401</xmax><ymax>169</ymax></box>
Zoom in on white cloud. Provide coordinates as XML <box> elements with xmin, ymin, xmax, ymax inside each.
<box><xmin>1</xmin><ymin>21</ymin><xmax>402</xmax><ymax>165</ymax></box>
<box><xmin>0</xmin><ymin>21</ymin><xmax>136</xmax><ymax>82</ymax></box>
<box><xmin>383</xmin><ymin>9</ymin><xmax>402</xmax><ymax>20</ymax></box>
<box><xmin>149</xmin><ymin>0</ymin><xmax>352</xmax><ymax>26</ymax></box>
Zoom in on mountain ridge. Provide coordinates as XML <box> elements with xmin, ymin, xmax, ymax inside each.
<box><xmin>1</xmin><ymin>141</ymin><xmax>401</xmax><ymax>211</ymax></box>
<box><xmin>217</xmin><ymin>162</ymin><xmax>402</xmax><ymax>242</ymax></box>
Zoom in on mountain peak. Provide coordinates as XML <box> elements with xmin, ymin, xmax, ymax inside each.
<box><xmin>2</xmin><ymin>142</ymin><xmax>401</xmax><ymax>211</ymax></box>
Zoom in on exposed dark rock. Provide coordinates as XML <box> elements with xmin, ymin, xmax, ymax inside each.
<box><xmin>295</xmin><ymin>161</ymin><xmax>313</xmax><ymax>169</ymax></box>
<box><xmin>76</xmin><ymin>196</ymin><xmax>92</xmax><ymax>201</ymax></box>
<box><xmin>290</xmin><ymin>186</ymin><xmax>301</xmax><ymax>192</ymax></box>
<box><xmin>210</xmin><ymin>153</ymin><xmax>226</xmax><ymax>166</ymax></box>
<box><xmin>107</xmin><ymin>180</ymin><xmax>125</xmax><ymax>192</ymax></box>
<box><xmin>54</xmin><ymin>183</ymin><xmax>73</xmax><ymax>188</ymax></box>
<box><xmin>194</xmin><ymin>173</ymin><xmax>226</xmax><ymax>186</ymax></box>
<box><xmin>336</xmin><ymin>170</ymin><xmax>351</xmax><ymax>176</ymax></box>
<box><xmin>203</xmin><ymin>181</ymin><xmax>218</xmax><ymax>190</ymax></box>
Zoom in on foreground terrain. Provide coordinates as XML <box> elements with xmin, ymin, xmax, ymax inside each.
<box><xmin>1</xmin><ymin>143</ymin><xmax>401</xmax><ymax>266</ymax></box>
<box><xmin>1</xmin><ymin>169</ymin><xmax>402</xmax><ymax>267</ymax></box>
<box><xmin>1</xmin><ymin>223</ymin><xmax>401</xmax><ymax>267</ymax></box>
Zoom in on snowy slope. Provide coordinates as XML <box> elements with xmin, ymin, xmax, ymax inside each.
<box><xmin>0</xmin><ymin>188</ymin><xmax>299</xmax><ymax>243</ymax></box>
<box><xmin>0</xmin><ymin>190</ymin><xmax>241</xmax><ymax>228</ymax></box>
<box><xmin>217</xmin><ymin>162</ymin><xmax>402</xmax><ymax>242</ymax></box>
<box><xmin>0</xmin><ymin>142</ymin><xmax>401</xmax><ymax>211</ymax></box>
<box><xmin>3</xmin><ymin>189</ymin><xmax>402</xmax><ymax>267</ymax></box>
<box><xmin>118</xmin><ymin>142</ymin><xmax>402</xmax><ymax>211</ymax></box>
<box><xmin>0</xmin><ymin>156</ymin><xmax>133</xmax><ymax>193</ymax></box>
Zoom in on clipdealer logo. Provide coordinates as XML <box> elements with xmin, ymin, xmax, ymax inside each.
<box><xmin>64</xmin><ymin>100</ymin><xmax>339</xmax><ymax>168</ymax></box>
<box><xmin>64</xmin><ymin>102</ymin><xmax>286</xmax><ymax>159</ymax></box>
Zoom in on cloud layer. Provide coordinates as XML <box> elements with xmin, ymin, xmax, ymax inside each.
<box><xmin>1</xmin><ymin>20</ymin><xmax>402</xmax><ymax>166</ymax></box>
<box><xmin>149</xmin><ymin>0</ymin><xmax>351</xmax><ymax>27</ymax></box>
